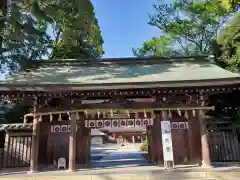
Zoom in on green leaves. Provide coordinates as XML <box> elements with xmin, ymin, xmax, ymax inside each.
<box><xmin>1</xmin><ymin>0</ymin><xmax>104</xmax><ymax>74</ymax></box>
<box><xmin>134</xmin><ymin>0</ymin><xmax>235</xmax><ymax>57</ymax></box>
<box><xmin>132</xmin><ymin>36</ymin><xmax>173</xmax><ymax>57</ymax></box>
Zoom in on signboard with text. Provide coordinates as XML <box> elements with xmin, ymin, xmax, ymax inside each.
<box><xmin>161</xmin><ymin>121</ymin><xmax>174</xmax><ymax>161</ymax></box>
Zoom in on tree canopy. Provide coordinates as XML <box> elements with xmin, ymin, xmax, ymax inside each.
<box><xmin>132</xmin><ymin>36</ymin><xmax>174</xmax><ymax>57</ymax></box>
<box><xmin>0</xmin><ymin>0</ymin><xmax>104</xmax><ymax>74</ymax></box>
<box><xmin>133</xmin><ymin>0</ymin><xmax>235</xmax><ymax>57</ymax></box>
<box><xmin>213</xmin><ymin>1</ymin><xmax>240</xmax><ymax>72</ymax></box>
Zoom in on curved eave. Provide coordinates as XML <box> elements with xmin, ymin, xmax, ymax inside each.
<box><xmin>0</xmin><ymin>77</ymin><xmax>239</xmax><ymax>92</ymax></box>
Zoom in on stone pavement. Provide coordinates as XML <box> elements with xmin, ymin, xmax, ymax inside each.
<box><xmin>1</xmin><ymin>169</ymin><xmax>240</xmax><ymax>180</ymax></box>
<box><xmin>91</xmin><ymin>143</ymin><xmax>121</xmax><ymax>161</ymax></box>
<box><xmin>91</xmin><ymin>143</ymin><xmax>151</xmax><ymax>168</ymax></box>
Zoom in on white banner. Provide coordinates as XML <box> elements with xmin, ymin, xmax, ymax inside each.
<box><xmin>161</xmin><ymin>121</ymin><xmax>174</xmax><ymax>161</ymax></box>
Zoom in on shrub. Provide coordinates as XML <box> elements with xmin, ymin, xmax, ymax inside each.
<box><xmin>140</xmin><ymin>137</ymin><xmax>148</xmax><ymax>152</ymax></box>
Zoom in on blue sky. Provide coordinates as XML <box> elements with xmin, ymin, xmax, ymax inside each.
<box><xmin>91</xmin><ymin>0</ymin><xmax>161</xmax><ymax>58</ymax></box>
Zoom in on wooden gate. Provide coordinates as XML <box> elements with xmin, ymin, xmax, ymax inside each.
<box><xmin>3</xmin><ymin>135</ymin><xmax>32</xmax><ymax>168</ymax></box>
<box><xmin>209</xmin><ymin>131</ymin><xmax>240</xmax><ymax>162</ymax></box>
<box><xmin>171</xmin><ymin>129</ymin><xmax>189</xmax><ymax>164</ymax></box>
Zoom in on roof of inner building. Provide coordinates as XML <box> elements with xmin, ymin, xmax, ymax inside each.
<box><xmin>1</xmin><ymin>56</ymin><xmax>240</xmax><ymax>90</ymax></box>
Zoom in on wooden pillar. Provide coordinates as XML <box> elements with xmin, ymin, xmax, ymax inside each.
<box><xmin>68</xmin><ymin>112</ymin><xmax>77</xmax><ymax>171</ymax></box>
<box><xmin>198</xmin><ymin>109</ymin><xmax>212</xmax><ymax>167</ymax></box>
<box><xmin>29</xmin><ymin>97</ymin><xmax>40</xmax><ymax>173</ymax></box>
<box><xmin>187</xmin><ymin>110</ymin><xmax>194</xmax><ymax>164</ymax></box>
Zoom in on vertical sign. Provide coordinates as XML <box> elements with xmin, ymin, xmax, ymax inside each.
<box><xmin>161</xmin><ymin>121</ymin><xmax>174</xmax><ymax>168</ymax></box>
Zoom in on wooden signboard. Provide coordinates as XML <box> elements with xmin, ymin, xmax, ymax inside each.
<box><xmin>161</xmin><ymin>121</ymin><xmax>174</xmax><ymax>169</ymax></box>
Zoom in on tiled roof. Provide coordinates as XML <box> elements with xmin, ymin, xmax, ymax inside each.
<box><xmin>2</xmin><ymin>56</ymin><xmax>240</xmax><ymax>86</ymax></box>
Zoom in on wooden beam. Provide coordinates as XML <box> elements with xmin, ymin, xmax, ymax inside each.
<box><xmin>24</xmin><ymin>105</ymin><xmax>214</xmax><ymax>117</ymax></box>
<box><xmin>36</xmin><ymin>102</ymin><xmax>207</xmax><ymax>112</ymax></box>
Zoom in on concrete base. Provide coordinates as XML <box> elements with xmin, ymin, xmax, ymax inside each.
<box><xmin>201</xmin><ymin>164</ymin><xmax>213</xmax><ymax>169</ymax></box>
<box><xmin>27</xmin><ymin>170</ymin><xmax>38</xmax><ymax>174</ymax></box>
<box><xmin>67</xmin><ymin>169</ymin><xmax>77</xmax><ymax>172</ymax></box>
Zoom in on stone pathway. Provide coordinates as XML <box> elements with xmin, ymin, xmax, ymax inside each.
<box><xmin>91</xmin><ymin>143</ymin><xmax>121</xmax><ymax>161</ymax></box>
<box><xmin>91</xmin><ymin>143</ymin><xmax>151</xmax><ymax>168</ymax></box>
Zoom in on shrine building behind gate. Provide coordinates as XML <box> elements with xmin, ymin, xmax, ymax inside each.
<box><xmin>0</xmin><ymin>56</ymin><xmax>240</xmax><ymax>172</ymax></box>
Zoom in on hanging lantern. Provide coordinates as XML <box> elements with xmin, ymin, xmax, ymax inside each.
<box><xmin>84</xmin><ymin>110</ymin><xmax>88</xmax><ymax>118</ymax></box>
<box><xmin>168</xmin><ymin>109</ymin><xmax>172</xmax><ymax>118</ymax></box>
<box><xmin>58</xmin><ymin>114</ymin><xmax>62</xmax><ymax>121</ymax></box>
<box><xmin>192</xmin><ymin>109</ymin><xmax>196</xmax><ymax>117</ymax></box>
<box><xmin>184</xmin><ymin>110</ymin><xmax>188</xmax><ymax>119</ymax></box>
<box><xmin>177</xmin><ymin>109</ymin><xmax>181</xmax><ymax>116</ymax></box>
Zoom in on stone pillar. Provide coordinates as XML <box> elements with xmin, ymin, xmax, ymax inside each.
<box><xmin>198</xmin><ymin>110</ymin><xmax>212</xmax><ymax>167</ymax></box>
<box><xmin>30</xmin><ymin>116</ymin><xmax>40</xmax><ymax>173</ymax></box>
<box><xmin>68</xmin><ymin>112</ymin><xmax>77</xmax><ymax>171</ymax></box>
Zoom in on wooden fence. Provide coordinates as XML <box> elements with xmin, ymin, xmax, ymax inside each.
<box><xmin>0</xmin><ymin>134</ymin><xmax>32</xmax><ymax>168</ymax></box>
<box><xmin>209</xmin><ymin>130</ymin><xmax>240</xmax><ymax>162</ymax></box>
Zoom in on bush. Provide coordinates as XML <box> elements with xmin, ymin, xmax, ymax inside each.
<box><xmin>140</xmin><ymin>137</ymin><xmax>148</xmax><ymax>152</ymax></box>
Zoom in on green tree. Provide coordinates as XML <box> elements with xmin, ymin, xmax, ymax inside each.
<box><xmin>41</xmin><ymin>0</ymin><xmax>104</xmax><ymax>59</ymax></box>
<box><xmin>3</xmin><ymin>102</ymin><xmax>30</xmax><ymax>124</ymax></box>
<box><xmin>2</xmin><ymin>1</ymin><xmax>52</xmax><ymax>73</ymax></box>
<box><xmin>132</xmin><ymin>36</ymin><xmax>175</xmax><ymax>57</ymax></box>
<box><xmin>0</xmin><ymin>0</ymin><xmax>7</xmax><ymax>55</ymax></box>
<box><xmin>134</xmin><ymin>0</ymin><xmax>234</xmax><ymax>57</ymax></box>
<box><xmin>219</xmin><ymin>0</ymin><xmax>240</xmax><ymax>10</ymax></box>
<box><xmin>1</xmin><ymin>0</ymin><xmax>104</xmax><ymax>74</ymax></box>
